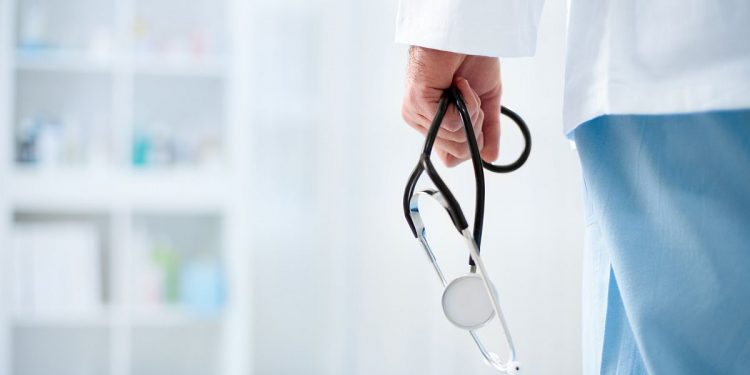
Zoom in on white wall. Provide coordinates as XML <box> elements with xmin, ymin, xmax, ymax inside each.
<box><xmin>250</xmin><ymin>0</ymin><xmax>583</xmax><ymax>374</ymax></box>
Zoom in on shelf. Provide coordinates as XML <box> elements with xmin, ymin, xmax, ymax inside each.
<box><xmin>8</xmin><ymin>167</ymin><xmax>232</xmax><ymax>212</ymax></box>
<box><xmin>130</xmin><ymin>306</ymin><xmax>223</xmax><ymax>326</ymax></box>
<box><xmin>14</xmin><ymin>49</ymin><xmax>113</xmax><ymax>73</ymax></box>
<box><xmin>10</xmin><ymin>310</ymin><xmax>219</xmax><ymax>327</ymax></box>
<box><xmin>14</xmin><ymin>50</ymin><xmax>228</xmax><ymax>78</ymax></box>
<box><xmin>133</xmin><ymin>56</ymin><xmax>227</xmax><ymax>78</ymax></box>
<box><xmin>11</xmin><ymin>311</ymin><xmax>113</xmax><ymax>327</ymax></box>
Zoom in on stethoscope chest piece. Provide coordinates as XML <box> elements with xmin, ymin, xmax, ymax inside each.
<box><xmin>442</xmin><ymin>273</ymin><xmax>497</xmax><ymax>330</ymax></box>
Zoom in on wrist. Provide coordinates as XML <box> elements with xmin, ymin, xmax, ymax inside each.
<box><xmin>407</xmin><ymin>46</ymin><xmax>466</xmax><ymax>88</ymax></box>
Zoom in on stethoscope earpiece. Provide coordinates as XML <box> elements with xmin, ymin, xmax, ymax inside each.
<box><xmin>506</xmin><ymin>361</ymin><xmax>521</xmax><ymax>375</ymax></box>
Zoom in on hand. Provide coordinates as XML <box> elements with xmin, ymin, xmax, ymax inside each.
<box><xmin>401</xmin><ymin>46</ymin><xmax>501</xmax><ymax>167</ymax></box>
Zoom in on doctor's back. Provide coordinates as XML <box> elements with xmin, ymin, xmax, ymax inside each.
<box><xmin>396</xmin><ymin>0</ymin><xmax>750</xmax><ymax>374</ymax></box>
<box><xmin>563</xmin><ymin>0</ymin><xmax>750</xmax><ymax>132</ymax></box>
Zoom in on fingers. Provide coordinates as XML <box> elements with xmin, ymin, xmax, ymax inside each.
<box><xmin>455</xmin><ymin>77</ymin><xmax>484</xmax><ymax>137</ymax></box>
<box><xmin>409</xmin><ymin>120</ymin><xmax>484</xmax><ymax>161</ymax></box>
<box><xmin>442</xmin><ymin>77</ymin><xmax>482</xmax><ymax>134</ymax></box>
<box><xmin>480</xmin><ymin>111</ymin><xmax>500</xmax><ymax>162</ymax></box>
<box><xmin>402</xmin><ymin>107</ymin><xmax>471</xmax><ymax>143</ymax></box>
<box><xmin>402</xmin><ymin>79</ymin><xmax>482</xmax><ymax>143</ymax></box>
<box><xmin>429</xmin><ymin>77</ymin><xmax>485</xmax><ymax>164</ymax></box>
<box><xmin>436</xmin><ymin>133</ymin><xmax>484</xmax><ymax>167</ymax></box>
<box><xmin>401</xmin><ymin>69</ymin><xmax>488</xmax><ymax>167</ymax></box>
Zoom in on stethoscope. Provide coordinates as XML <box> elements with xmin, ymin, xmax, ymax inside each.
<box><xmin>402</xmin><ymin>86</ymin><xmax>531</xmax><ymax>374</ymax></box>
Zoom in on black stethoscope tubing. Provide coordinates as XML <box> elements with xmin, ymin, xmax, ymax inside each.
<box><xmin>403</xmin><ymin>86</ymin><xmax>531</xmax><ymax>264</ymax></box>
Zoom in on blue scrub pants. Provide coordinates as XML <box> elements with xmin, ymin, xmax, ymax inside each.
<box><xmin>573</xmin><ymin>110</ymin><xmax>750</xmax><ymax>375</ymax></box>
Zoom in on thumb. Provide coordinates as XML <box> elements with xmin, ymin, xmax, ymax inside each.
<box><xmin>480</xmin><ymin>109</ymin><xmax>500</xmax><ymax>162</ymax></box>
<box><xmin>478</xmin><ymin>88</ymin><xmax>501</xmax><ymax>162</ymax></box>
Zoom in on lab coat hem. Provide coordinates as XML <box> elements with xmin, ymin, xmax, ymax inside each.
<box><xmin>563</xmin><ymin>79</ymin><xmax>750</xmax><ymax>137</ymax></box>
<box><xmin>394</xmin><ymin>26</ymin><xmax>538</xmax><ymax>58</ymax></box>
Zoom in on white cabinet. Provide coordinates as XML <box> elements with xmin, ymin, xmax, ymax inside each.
<box><xmin>0</xmin><ymin>0</ymin><xmax>252</xmax><ymax>374</ymax></box>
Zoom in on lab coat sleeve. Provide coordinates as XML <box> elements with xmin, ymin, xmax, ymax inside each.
<box><xmin>395</xmin><ymin>0</ymin><xmax>545</xmax><ymax>57</ymax></box>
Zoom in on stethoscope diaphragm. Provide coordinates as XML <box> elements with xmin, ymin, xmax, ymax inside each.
<box><xmin>442</xmin><ymin>273</ymin><xmax>497</xmax><ymax>330</ymax></box>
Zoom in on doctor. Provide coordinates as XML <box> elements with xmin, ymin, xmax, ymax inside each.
<box><xmin>396</xmin><ymin>1</ymin><xmax>750</xmax><ymax>374</ymax></box>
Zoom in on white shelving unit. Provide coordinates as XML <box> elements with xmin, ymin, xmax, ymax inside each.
<box><xmin>0</xmin><ymin>0</ymin><xmax>253</xmax><ymax>374</ymax></box>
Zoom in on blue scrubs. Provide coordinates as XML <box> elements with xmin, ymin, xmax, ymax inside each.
<box><xmin>573</xmin><ymin>110</ymin><xmax>750</xmax><ymax>375</ymax></box>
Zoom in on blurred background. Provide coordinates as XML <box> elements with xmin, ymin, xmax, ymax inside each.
<box><xmin>0</xmin><ymin>0</ymin><xmax>583</xmax><ymax>374</ymax></box>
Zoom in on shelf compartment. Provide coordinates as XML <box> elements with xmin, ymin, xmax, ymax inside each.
<box><xmin>14</xmin><ymin>70</ymin><xmax>114</xmax><ymax>168</ymax></box>
<box><xmin>12</xmin><ymin>326</ymin><xmax>111</xmax><ymax>375</ymax></box>
<box><xmin>131</xmin><ymin>324</ymin><xmax>220</xmax><ymax>375</ymax></box>
<box><xmin>132</xmin><ymin>75</ymin><xmax>225</xmax><ymax>169</ymax></box>
<box><xmin>9</xmin><ymin>212</ymin><xmax>111</xmax><ymax>316</ymax></box>
<box><xmin>132</xmin><ymin>0</ymin><xmax>226</xmax><ymax>61</ymax></box>
<box><xmin>131</xmin><ymin>214</ymin><xmax>226</xmax><ymax>315</ymax></box>
<box><xmin>15</xmin><ymin>0</ymin><xmax>115</xmax><ymax>53</ymax></box>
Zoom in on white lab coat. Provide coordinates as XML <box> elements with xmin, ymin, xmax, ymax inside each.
<box><xmin>395</xmin><ymin>0</ymin><xmax>750</xmax><ymax>135</ymax></box>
